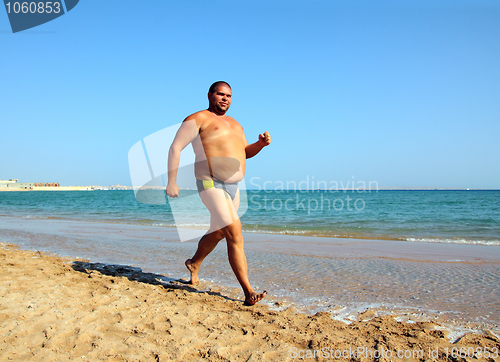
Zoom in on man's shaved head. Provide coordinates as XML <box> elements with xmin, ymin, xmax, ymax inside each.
<box><xmin>209</xmin><ymin>81</ymin><xmax>231</xmax><ymax>94</ymax></box>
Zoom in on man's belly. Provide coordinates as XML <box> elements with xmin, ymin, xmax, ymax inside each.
<box><xmin>194</xmin><ymin>156</ymin><xmax>245</xmax><ymax>183</ymax></box>
<box><xmin>192</xmin><ymin>132</ymin><xmax>247</xmax><ymax>183</ymax></box>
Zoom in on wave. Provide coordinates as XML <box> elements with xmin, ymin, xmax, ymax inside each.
<box><xmin>406</xmin><ymin>237</ymin><xmax>500</xmax><ymax>246</ymax></box>
<box><xmin>2</xmin><ymin>214</ymin><xmax>498</xmax><ymax>247</ymax></box>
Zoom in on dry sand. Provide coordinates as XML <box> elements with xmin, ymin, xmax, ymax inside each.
<box><xmin>1</xmin><ymin>243</ymin><xmax>499</xmax><ymax>362</ymax></box>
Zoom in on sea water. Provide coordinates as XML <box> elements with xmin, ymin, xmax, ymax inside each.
<box><xmin>1</xmin><ymin>190</ymin><xmax>499</xmax><ymax>245</ymax></box>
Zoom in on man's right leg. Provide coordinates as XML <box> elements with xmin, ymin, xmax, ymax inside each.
<box><xmin>185</xmin><ymin>223</ymin><xmax>224</xmax><ymax>285</ymax></box>
<box><xmin>186</xmin><ymin>187</ymin><xmax>238</xmax><ymax>285</ymax></box>
<box><xmin>186</xmin><ymin>187</ymin><xmax>238</xmax><ymax>286</ymax></box>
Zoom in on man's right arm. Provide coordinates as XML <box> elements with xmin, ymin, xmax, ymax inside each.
<box><xmin>166</xmin><ymin>117</ymin><xmax>200</xmax><ymax>198</ymax></box>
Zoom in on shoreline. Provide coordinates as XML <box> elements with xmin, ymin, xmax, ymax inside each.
<box><xmin>1</xmin><ymin>242</ymin><xmax>499</xmax><ymax>361</ymax></box>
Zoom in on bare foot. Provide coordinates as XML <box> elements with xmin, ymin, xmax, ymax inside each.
<box><xmin>244</xmin><ymin>291</ymin><xmax>267</xmax><ymax>306</ymax></box>
<box><xmin>185</xmin><ymin>259</ymin><xmax>199</xmax><ymax>285</ymax></box>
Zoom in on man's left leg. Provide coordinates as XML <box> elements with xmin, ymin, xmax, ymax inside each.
<box><xmin>222</xmin><ymin>218</ymin><xmax>267</xmax><ymax>305</ymax></box>
<box><xmin>192</xmin><ymin>187</ymin><xmax>266</xmax><ymax>304</ymax></box>
<box><xmin>224</xmin><ymin>189</ymin><xmax>266</xmax><ymax>305</ymax></box>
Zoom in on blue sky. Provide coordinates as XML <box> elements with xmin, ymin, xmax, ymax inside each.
<box><xmin>1</xmin><ymin>0</ymin><xmax>499</xmax><ymax>188</ymax></box>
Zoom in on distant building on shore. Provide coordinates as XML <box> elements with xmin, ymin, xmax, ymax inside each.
<box><xmin>0</xmin><ymin>179</ymin><xmax>18</xmax><ymax>186</ymax></box>
<box><xmin>0</xmin><ymin>179</ymin><xmax>34</xmax><ymax>190</ymax></box>
<box><xmin>0</xmin><ymin>179</ymin><xmax>80</xmax><ymax>191</ymax></box>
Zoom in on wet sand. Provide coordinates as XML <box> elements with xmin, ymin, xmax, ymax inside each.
<box><xmin>1</xmin><ymin>243</ymin><xmax>500</xmax><ymax>361</ymax></box>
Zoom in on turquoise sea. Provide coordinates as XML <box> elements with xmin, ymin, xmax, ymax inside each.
<box><xmin>1</xmin><ymin>190</ymin><xmax>499</xmax><ymax>245</ymax></box>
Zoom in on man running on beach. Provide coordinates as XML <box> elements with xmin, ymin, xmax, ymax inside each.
<box><xmin>166</xmin><ymin>81</ymin><xmax>271</xmax><ymax>306</ymax></box>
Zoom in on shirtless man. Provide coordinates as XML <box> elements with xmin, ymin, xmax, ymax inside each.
<box><xmin>166</xmin><ymin>81</ymin><xmax>271</xmax><ymax>306</ymax></box>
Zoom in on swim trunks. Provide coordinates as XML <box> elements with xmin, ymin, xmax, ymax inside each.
<box><xmin>196</xmin><ymin>178</ymin><xmax>239</xmax><ymax>200</ymax></box>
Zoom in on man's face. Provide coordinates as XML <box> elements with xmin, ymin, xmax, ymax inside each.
<box><xmin>208</xmin><ymin>85</ymin><xmax>232</xmax><ymax>115</ymax></box>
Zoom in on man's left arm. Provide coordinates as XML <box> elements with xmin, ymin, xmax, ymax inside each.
<box><xmin>245</xmin><ymin>131</ymin><xmax>271</xmax><ymax>159</ymax></box>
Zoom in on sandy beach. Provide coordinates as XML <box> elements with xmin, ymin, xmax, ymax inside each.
<box><xmin>1</xmin><ymin>243</ymin><xmax>499</xmax><ymax>362</ymax></box>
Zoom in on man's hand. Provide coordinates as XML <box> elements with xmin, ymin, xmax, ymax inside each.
<box><xmin>258</xmin><ymin>131</ymin><xmax>271</xmax><ymax>147</ymax></box>
<box><xmin>245</xmin><ymin>131</ymin><xmax>271</xmax><ymax>159</ymax></box>
<box><xmin>166</xmin><ymin>183</ymin><xmax>180</xmax><ymax>198</ymax></box>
